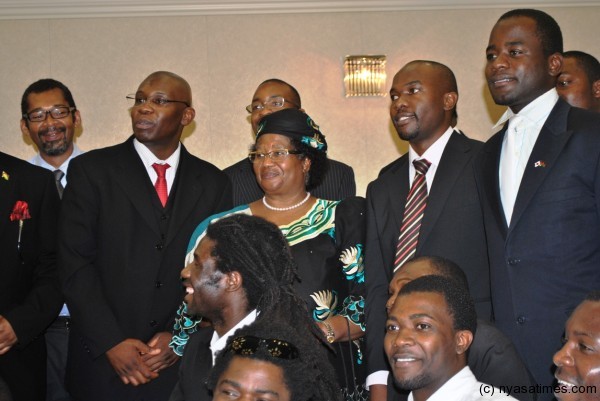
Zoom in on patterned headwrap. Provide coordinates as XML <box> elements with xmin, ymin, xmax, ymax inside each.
<box><xmin>255</xmin><ymin>108</ymin><xmax>328</xmax><ymax>152</ymax></box>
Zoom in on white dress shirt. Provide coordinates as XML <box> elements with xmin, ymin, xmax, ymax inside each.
<box><xmin>408</xmin><ymin>366</ymin><xmax>518</xmax><ymax>401</ymax></box>
<box><xmin>496</xmin><ymin>89</ymin><xmax>558</xmax><ymax>225</ymax></box>
<box><xmin>29</xmin><ymin>144</ymin><xmax>84</xmax><ymax>188</ymax></box>
<box><xmin>209</xmin><ymin>310</ymin><xmax>258</xmax><ymax>365</ymax></box>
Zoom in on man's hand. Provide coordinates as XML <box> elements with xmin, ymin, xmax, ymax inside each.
<box><xmin>141</xmin><ymin>332</ymin><xmax>179</xmax><ymax>372</ymax></box>
<box><xmin>106</xmin><ymin>339</ymin><xmax>160</xmax><ymax>386</ymax></box>
<box><xmin>369</xmin><ymin>384</ymin><xmax>387</xmax><ymax>401</ymax></box>
<box><xmin>0</xmin><ymin>316</ymin><xmax>17</xmax><ymax>355</ymax></box>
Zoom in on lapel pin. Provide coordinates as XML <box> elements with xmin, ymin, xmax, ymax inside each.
<box><xmin>1</xmin><ymin>171</ymin><xmax>8</xmax><ymax>180</ymax></box>
<box><xmin>534</xmin><ymin>160</ymin><xmax>546</xmax><ymax>168</ymax></box>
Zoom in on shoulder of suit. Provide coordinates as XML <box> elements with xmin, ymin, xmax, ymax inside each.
<box><xmin>376</xmin><ymin>154</ymin><xmax>407</xmax><ymax>179</ymax></box>
<box><xmin>327</xmin><ymin>158</ymin><xmax>354</xmax><ymax>173</ymax></box>
<box><xmin>0</xmin><ymin>151</ymin><xmax>53</xmax><ymax>180</ymax></box>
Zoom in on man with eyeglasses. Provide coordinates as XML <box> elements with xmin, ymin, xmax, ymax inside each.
<box><xmin>20</xmin><ymin>78</ymin><xmax>83</xmax><ymax>401</ymax></box>
<box><xmin>224</xmin><ymin>78</ymin><xmax>355</xmax><ymax>206</ymax></box>
<box><xmin>57</xmin><ymin>71</ymin><xmax>232</xmax><ymax>401</ymax></box>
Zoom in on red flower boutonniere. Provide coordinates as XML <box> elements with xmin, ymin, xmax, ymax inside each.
<box><xmin>10</xmin><ymin>201</ymin><xmax>31</xmax><ymax>251</ymax></box>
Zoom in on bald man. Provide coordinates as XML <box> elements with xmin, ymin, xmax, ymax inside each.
<box><xmin>58</xmin><ymin>71</ymin><xmax>232</xmax><ymax>401</ymax></box>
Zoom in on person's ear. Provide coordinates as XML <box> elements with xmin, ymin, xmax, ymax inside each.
<box><xmin>302</xmin><ymin>157</ymin><xmax>312</xmax><ymax>173</ymax></box>
<box><xmin>592</xmin><ymin>79</ymin><xmax>600</xmax><ymax>100</ymax></box>
<box><xmin>443</xmin><ymin>92</ymin><xmax>458</xmax><ymax>111</ymax></box>
<box><xmin>73</xmin><ymin>110</ymin><xmax>82</xmax><ymax>128</ymax></box>
<box><xmin>548</xmin><ymin>53</ymin><xmax>563</xmax><ymax>78</ymax></box>
<box><xmin>181</xmin><ymin>106</ymin><xmax>195</xmax><ymax>126</ymax></box>
<box><xmin>20</xmin><ymin>118</ymin><xmax>31</xmax><ymax>137</ymax></box>
<box><xmin>455</xmin><ymin>330</ymin><xmax>474</xmax><ymax>355</ymax></box>
<box><xmin>225</xmin><ymin>271</ymin><xmax>243</xmax><ymax>292</ymax></box>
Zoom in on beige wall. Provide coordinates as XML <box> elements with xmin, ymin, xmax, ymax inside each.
<box><xmin>1</xmin><ymin>6</ymin><xmax>598</xmax><ymax>196</ymax></box>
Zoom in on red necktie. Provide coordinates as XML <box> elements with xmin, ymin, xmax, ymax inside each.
<box><xmin>394</xmin><ymin>159</ymin><xmax>431</xmax><ymax>272</ymax></box>
<box><xmin>152</xmin><ymin>163</ymin><xmax>170</xmax><ymax>207</ymax></box>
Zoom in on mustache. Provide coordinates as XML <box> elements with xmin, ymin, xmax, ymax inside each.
<box><xmin>38</xmin><ymin>125</ymin><xmax>67</xmax><ymax>137</ymax></box>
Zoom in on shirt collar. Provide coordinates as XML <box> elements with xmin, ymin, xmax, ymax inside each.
<box><xmin>210</xmin><ymin>309</ymin><xmax>258</xmax><ymax>365</ymax></box>
<box><xmin>493</xmin><ymin>88</ymin><xmax>559</xmax><ymax>130</ymax></box>
<box><xmin>408</xmin><ymin>126</ymin><xmax>454</xmax><ymax>166</ymax></box>
<box><xmin>30</xmin><ymin>143</ymin><xmax>84</xmax><ymax>173</ymax></box>
<box><xmin>133</xmin><ymin>138</ymin><xmax>181</xmax><ymax>170</ymax></box>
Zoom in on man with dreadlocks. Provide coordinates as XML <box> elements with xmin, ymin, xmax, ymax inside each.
<box><xmin>169</xmin><ymin>214</ymin><xmax>336</xmax><ymax>401</ymax></box>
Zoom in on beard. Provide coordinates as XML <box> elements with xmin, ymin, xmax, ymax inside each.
<box><xmin>38</xmin><ymin>126</ymin><xmax>70</xmax><ymax>156</ymax></box>
<box><xmin>393</xmin><ymin>371</ymin><xmax>431</xmax><ymax>392</ymax></box>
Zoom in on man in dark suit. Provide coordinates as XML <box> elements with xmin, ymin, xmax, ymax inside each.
<box><xmin>224</xmin><ymin>79</ymin><xmax>355</xmax><ymax>205</ymax></box>
<box><xmin>0</xmin><ymin>152</ymin><xmax>62</xmax><ymax>401</ymax></box>
<box><xmin>58</xmin><ymin>71</ymin><xmax>232</xmax><ymax>401</ymax></box>
<box><xmin>556</xmin><ymin>50</ymin><xmax>600</xmax><ymax>113</ymax></box>
<box><xmin>477</xmin><ymin>9</ymin><xmax>600</xmax><ymax>398</ymax></box>
<box><xmin>365</xmin><ymin>60</ymin><xmax>490</xmax><ymax>401</ymax></box>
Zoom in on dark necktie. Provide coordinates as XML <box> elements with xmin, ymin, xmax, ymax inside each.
<box><xmin>394</xmin><ymin>159</ymin><xmax>431</xmax><ymax>272</ymax></box>
<box><xmin>53</xmin><ymin>169</ymin><xmax>65</xmax><ymax>199</ymax></box>
<box><xmin>152</xmin><ymin>163</ymin><xmax>170</xmax><ymax>207</ymax></box>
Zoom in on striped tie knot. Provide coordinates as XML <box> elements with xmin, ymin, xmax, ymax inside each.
<box><xmin>413</xmin><ymin>159</ymin><xmax>431</xmax><ymax>175</ymax></box>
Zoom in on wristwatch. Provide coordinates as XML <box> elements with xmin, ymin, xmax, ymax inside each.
<box><xmin>323</xmin><ymin>321</ymin><xmax>335</xmax><ymax>343</ymax></box>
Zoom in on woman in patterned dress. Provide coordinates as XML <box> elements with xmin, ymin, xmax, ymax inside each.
<box><xmin>170</xmin><ymin>108</ymin><xmax>366</xmax><ymax>400</ymax></box>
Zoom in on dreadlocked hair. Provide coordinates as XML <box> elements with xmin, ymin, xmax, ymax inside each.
<box><xmin>207</xmin><ymin>319</ymin><xmax>342</xmax><ymax>401</ymax></box>
<box><xmin>205</xmin><ymin>214</ymin><xmax>329</xmax><ymax>346</ymax></box>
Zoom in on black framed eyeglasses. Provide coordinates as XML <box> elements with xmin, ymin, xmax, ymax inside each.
<box><xmin>248</xmin><ymin>149</ymin><xmax>304</xmax><ymax>163</ymax></box>
<box><xmin>126</xmin><ymin>94</ymin><xmax>190</xmax><ymax>108</ymax></box>
<box><xmin>227</xmin><ymin>335</ymin><xmax>299</xmax><ymax>360</ymax></box>
<box><xmin>245</xmin><ymin>96</ymin><xmax>299</xmax><ymax>113</ymax></box>
<box><xmin>23</xmin><ymin>106</ymin><xmax>75</xmax><ymax>122</ymax></box>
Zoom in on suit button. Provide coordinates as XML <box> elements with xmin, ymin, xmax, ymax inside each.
<box><xmin>160</xmin><ymin>214</ymin><xmax>168</xmax><ymax>221</ymax></box>
<box><xmin>155</xmin><ymin>244</ymin><xmax>163</xmax><ymax>250</ymax></box>
<box><xmin>517</xmin><ymin>316</ymin><xmax>526</xmax><ymax>325</ymax></box>
<box><xmin>507</xmin><ymin>258</ymin><xmax>521</xmax><ymax>265</ymax></box>
<box><xmin>149</xmin><ymin>320</ymin><xmax>158</xmax><ymax>327</ymax></box>
<box><xmin>155</xmin><ymin>281</ymin><xmax>162</xmax><ymax>288</ymax></box>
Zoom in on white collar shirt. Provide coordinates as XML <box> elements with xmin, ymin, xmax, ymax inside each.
<box><xmin>496</xmin><ymin>88</ymin><xmax>558</xmax><ymax>224</ymax></box>
<box><xmin>133</xmin><ymin>138</ymin><xmax>181</xmax><ymax>195</ymax></box>
<box><xmin>408</xmin><ymin>366</ymin><xmax>518</xmax><ymax>401</ymax></box>
<box><xmin>408</xmin><ymin>126</ymin><xmax>454</xmax><ymax>193</ymax></box>
<box><xmin>209</xmin><ymin>310</ymin><xmax>258</xmax><ymax>366</ymax></box>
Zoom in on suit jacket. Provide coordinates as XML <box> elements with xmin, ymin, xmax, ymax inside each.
<box><xmin>365</xmin><ymin>131</ymin><xmax>491</xmax><ymax>378</ymax></box>
<box><xmin>168</xmin><ymin>326</ymin><xmax>214</xmax><ymax>401</ymax></box>
<box><xmin>224</xmin><ymin>157</ymin><xmax>356</xmax><ymax>206</ymax></box>
<box><xmin>474</xmin><ymin>99</ymin><xmax>600</xmax><ymax>391</ymax></box>
<box><xmin>0</xmin><ymin>152</ymin><xmax>62</xmax><ymax>401</ymax></box>
<box><xmin>58</xmin><ymin>137</ymin><xmax>232</xmax><ymax>401</ymax></box>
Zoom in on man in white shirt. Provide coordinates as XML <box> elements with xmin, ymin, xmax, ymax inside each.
<box><xmin>20</xmin><ymin>78</ymin><xmax>83</xmax><ymax>401</ymax></box>
<box><xmin>476</xmin><ymin>9</ymin><xmax>600</xmax><ymax>399</ymax></box>
<box><xmin>57</xmin><ymin>71</ymin><xmax>232</xmax><ymax>401</ymax></box>
<box><xmin>385</xmin><ymin>275</ymin><xmax>518</xmax><ymax>401</ymax></box>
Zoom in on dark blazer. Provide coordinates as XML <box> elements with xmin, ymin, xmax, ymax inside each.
<box><xmin>58</xmin><ymin>137</ymin><xmax>232</xmax><ymax>401</ymax></box>
<box><xmin>224</xmin><ymin>157</ymin><xmax>356</xmax><ymax>206</ymax></box>
<box><xmin>474</xmin><ymin>99</ymin><xmax>600</xmax><ymax>391</ymax></box>
<box><xmin>365</xmin><ymin>130</ymin><xmax>491</xmax><ymax>379</ymax></box>
<box><xmin>0</xmin><ymin>152</ymin><xmax>62</xmax><ymax>401</ymax></box>
<box><xmin>168</xmin><ymin>326</ymin><xmax>214</xmax><ymax>401</ymax></box>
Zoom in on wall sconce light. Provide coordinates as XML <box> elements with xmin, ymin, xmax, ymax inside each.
<box><xmin>344</xmin><ymin>55</ymin><xmax>387</xmax><ymax>97</ymax></box>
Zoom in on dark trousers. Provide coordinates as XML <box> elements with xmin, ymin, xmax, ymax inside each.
<box><xmin>45</xmin><ymin>317</ymin><xmax>71</xmax><ymax>401</ymax></box>
<box><xmin>0</xmin><ymin>337</ymin><xmax>46</xmax><ymax>401</ymax></box>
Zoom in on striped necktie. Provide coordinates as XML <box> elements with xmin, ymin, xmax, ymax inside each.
<box><xmin>394</xmin><ymin>159</ymin><xmax>431</xmax><ymax>272</ymax></box>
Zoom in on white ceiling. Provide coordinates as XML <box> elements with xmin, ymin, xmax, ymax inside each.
<box><xmin>1</xmin><ymin>0</ymin><xmax>599</xmax><ymax>19</ymax></box>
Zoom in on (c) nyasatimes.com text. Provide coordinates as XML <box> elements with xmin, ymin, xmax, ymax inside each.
<box><xmin>479</xmin><ymin>383</ymin><xmax>598</xmax><ymax>397</ymax></box>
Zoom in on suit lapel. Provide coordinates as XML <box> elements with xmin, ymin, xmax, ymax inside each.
<box><xmin>113</xmin><ymin>138</ymin><xmax>162</xmax><ymax>236</ymax></box>
<box><xmin>164</xmin><ymin>146</ymin><xmax>207</xmax><ymax>247</ymax></box>
<box><xmin>480</xmin><ymin>128</ymin><xmax>509</xmax><ymax>235</ymax></box>
<box><xmin>509</xmin><ymin>100</ymin><xmax>572</xmax><ymax>233</ymax></box>
<box><xmin>0</xmin><ymin>160</ymin><xmax>16</xmax><ymax>237</ymax></box>
<box><xmin>418</xmin><ymin>132</ymin><xmax>471</xmax><ymax>249</ymax></box>
<box><xmin>386</xmin><ymin>156</ymin><xmax>410</xmax><ymax>244</ymax></box>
